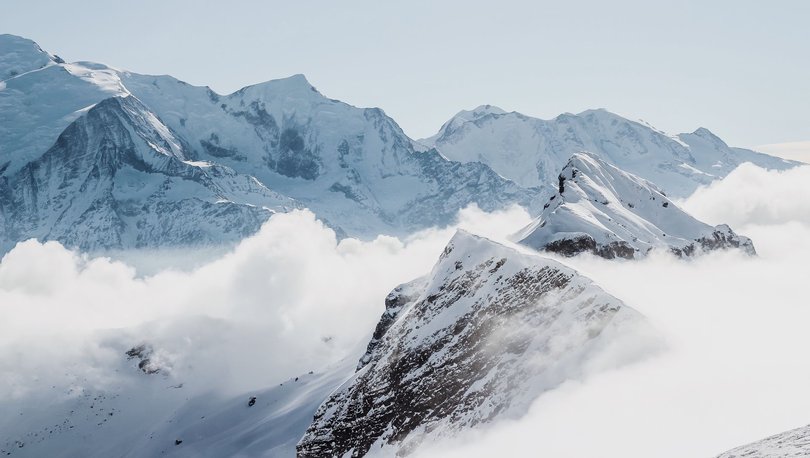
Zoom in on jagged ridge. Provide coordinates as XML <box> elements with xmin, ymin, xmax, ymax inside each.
<box><xmin>297</xmin><ymin>231</ymin><xmax>650</xmax><ymax>457</ymax></box>
<box><xmin>515</xmin><ymin>152</ymin><xmax>756</xmax><ymax>259</ymax></box>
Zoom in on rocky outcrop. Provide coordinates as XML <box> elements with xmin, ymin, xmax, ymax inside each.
<box><xmin>296</xmin><ymin>231</ymin><xmax>651</xmax><ymax>457</ymax></box>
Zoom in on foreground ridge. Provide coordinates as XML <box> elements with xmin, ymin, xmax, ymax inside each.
<box><xmin>297</xmin><ymin>230</ymin><xmax>651</xmax><ymax>457</ymax></box>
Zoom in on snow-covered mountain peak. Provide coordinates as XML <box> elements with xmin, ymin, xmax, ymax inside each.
<box><xmin>425</xmin><ymin>104</ymin><xmax>797</xmax><ymax>194</ymax></box>
<box><xmin>231</xmin><ymin>73</ymin><xmax>321</xmax><ymax>102</ymax></box>
<box><xmin>0</xmin><ymin>34</ymin><xmax>61</xmax><ymax>81</ymax></box>
<box><xmin>516</xmin><ymin>152</ymin><xmax>756</xmax><ymax>259</ymax></box>
<box><xmin>422</xmin><ymin>104</ymin><xmax>510</xmax><ymax>146</ymax></box>
<box><xmin>298</xmin><ymin>230</ymin><xmax>652</xmax><ymax>456</ymax></box>
<box><xmin>679</xmin><ymin>126</ymin><xmax>729</xmax><ymax>149</ymax></box>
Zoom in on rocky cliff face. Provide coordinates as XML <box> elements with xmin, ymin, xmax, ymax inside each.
<box><xmin>515</xmin><ymin>152</ymin><xmax>756</xmax><ymax>259</ymax></box>
<box><xmin>296</xmin><ymin>231</ymin><xmax>651</xmax><ymax>457</ymax></box>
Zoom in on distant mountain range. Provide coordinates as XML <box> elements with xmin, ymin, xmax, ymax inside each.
<box><xmin>0</xmin><ymin>34</ymin><xmax>798</xmax><ymax>253</ymax></box>
<box><xmin>419</xmin><ymin>104</ymin><xmax>795</xmax><ymax>197</ymax></box>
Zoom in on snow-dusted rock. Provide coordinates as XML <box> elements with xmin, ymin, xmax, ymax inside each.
<box><xmin>296</xmin><ymin>231</ymin><xmax>651</xmax><ymax>457</ymax></box>
<box><xmin>717</xmin><ymin>424</ymin><xmax>810</xmax><ymax>458</ymax></box>
<box><xmin>515</xmin><ymin>153</ymin><xmax>756</xmax><ymax>259</ymax></box>
<box><xmin>421</xmin><ymin>106</ymin><xmax>797</xmax><ymax>197</ymax></box>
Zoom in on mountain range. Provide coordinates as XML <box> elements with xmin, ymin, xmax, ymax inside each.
<box><xmin>419</xmin><ymin>104</ymin><xmax>795</xmax><ymax>197</ymax></box>
<box><xmin>0</xmin><ymin>33</ymin><xmax>801</xmax><ymax>458</ymax></box>
<box><xmin>0</xmin><ymin>34</ymin><xmax>798</xmax><ymax>254</ymax></box>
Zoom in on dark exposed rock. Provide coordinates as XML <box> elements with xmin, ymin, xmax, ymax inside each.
<box><xmin>544</xmin><ymin>235</ymin><xmax>636</xmax><ymax>260</ymax></box>
<box><xmin>125</xmin><ymin>344</ymin><xmax>163</xmax><ymax>375</ymax></box>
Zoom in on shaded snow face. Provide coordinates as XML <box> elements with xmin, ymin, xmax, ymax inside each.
<box><xmin>411</xmin><ymin>164</ymin><xmax>810</xmax><ymax>458</ymax></box>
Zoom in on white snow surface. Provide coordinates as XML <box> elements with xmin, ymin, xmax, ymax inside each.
<box><xmin>0</xmin><ymin>349</ymin><xmax>354</xmax><ymax>458</ymax></box>
<box><xmin>515</xmin><ymin>152</ymin><xmax>755</xmax><ymax>258</ymax></box>
<box><xmin>716</xmin><ymin>424</ymin><xmax>810</xmax><ymax>458</ymax></box>
<box><xmin>421</xmin><ymin>106</ymin><xmax>797</xmax><ymax>197</ymax></box>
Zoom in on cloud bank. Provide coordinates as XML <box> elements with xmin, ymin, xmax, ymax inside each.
<box><xmin>0</xmin><ymin>204</ymin><xmax>532</xmax><ymax>401</ymax></box>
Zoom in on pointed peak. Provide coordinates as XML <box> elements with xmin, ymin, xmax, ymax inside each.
<box><xmin>682</xmin><ymin>127</ymin><xmax>729</xmax><ymax>148</ymax></box>
<box><xmin>452</xmin><ymin>104</ymin><xmax>507</xmax><ymax>122</ymax></box>
<box><xmin>692</xmin><ymin>127</ymin><xmax>724</xmax><ymax>141</ymax></box>
<box><xmin>563</xmin><ymin>151</ymin><xmax>609</xmax><ymax>174</ymax></box>
<box><xmin>445</xmin><ymin>229</ymin><xmax>505</xmax><ymax>254</ymax></box>
<box><xmin>232</xmin><ymin>73</ymin><xmax>320</xmax><ymax>98</ymax></box>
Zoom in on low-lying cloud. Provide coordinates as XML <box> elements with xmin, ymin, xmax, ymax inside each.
<box><xmin>0</xmin><ymin>204</ymin><xmax>532</xmax><ymax>401</ymax></box>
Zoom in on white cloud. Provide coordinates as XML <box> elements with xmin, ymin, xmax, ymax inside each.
<box><xmin>0</xmin><ymin>205</ymin><xmax>532</xmax><ymax>401</ymax></box>
<box><xmin>679</xmin><ymin>163</ymin><xmax>810</xmax><ymax>228</ymax></box>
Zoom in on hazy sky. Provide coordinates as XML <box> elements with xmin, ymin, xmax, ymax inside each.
<box><xmin>2</xmin><ymin>0</ymin><xmax>808</xmax><ymax>147</ymax></box>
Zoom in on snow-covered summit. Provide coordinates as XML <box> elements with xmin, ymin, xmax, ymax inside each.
<box><xmin>515</xmin><ymin>152</ymin><xmax>756</xmax><ymax>259</ymax></box>
<box><xmin>298</xmin><ymin>230</ymin><xmax>652</xmax><ymax>456</ymax></box>
<box><xmin>0</xmin><ymin>34</ymin><xmax>62</xmax><ymax>81</ymax></box>
<box><xmin>422</xmin><ymin>106</ymin><xmax>797</xmax><ymax>196</ymax></box>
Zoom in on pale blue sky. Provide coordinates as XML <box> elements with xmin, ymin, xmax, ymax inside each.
<box><xmin>2</xmin><ymin>0</ymin><xmax>808</xmax><ymax>147</ymax></box>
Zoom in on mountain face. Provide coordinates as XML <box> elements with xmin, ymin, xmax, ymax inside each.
<box><xmin>297</xmin><ymin>231</ymin><xmax>650</xmax><ymax>457</ymax></box>
<box><xmin>420</xmin><ymin>106</ymin><xmax>797</xmax><ymax>197</ymax></box>
<box><xmin>0</xmin><ymin>95</ymin><xmax>297</xmax><ymax>253</ymax></box>
<box><xmin>717</xmin><ymin>424</ymin><xmax>810</xmax><ymax>458</ymax></box>
<box><xmin>515</xmin><ymin>153</ymin><xmax>755</xmax><ymax>259</ymax></box>
<box><xmin>0</xmin><ymin>35</ymin><xmax>542</xmax><ymax>252</ymax></box>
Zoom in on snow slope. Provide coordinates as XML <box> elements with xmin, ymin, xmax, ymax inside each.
<box><xmin>0</xmin><ymin>95</ymin><xmax>297</xmax><ymax>253</ymax></box>
<box><xmin>0</xmin><ymin>35</ymin><xmax>542</xmax><ymax>251</ymax></box>
<box><xmin>716</xmin><ymin>424</ymin><xmax>810</xmax><ymax>458</ymax></box>
<box><xmin>515</xmin><ymin>153</ymin><xmax>755</xmax><ymax>259</ymax></box>
<box><xmin>420</xmin><ymin>106</ymin><xmax>797</xmax><ymax>197</ymax></box>
<box><xmin>0</xmin><ymin>340</ymin><xmax>354</xmax><ymax>458</ymax></box>
<box><xmin>297</xmin><ymin>231</ymin><xmax>652</xmax><ymax>457</ymax></box>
